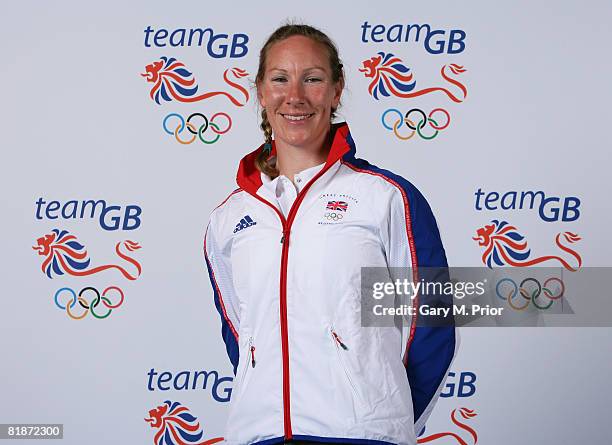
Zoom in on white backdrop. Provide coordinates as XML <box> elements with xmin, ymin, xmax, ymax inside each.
<box><xmin>1</xmin><ymin>0</ymin><xmax>611</xmax><ymax>443</ymax></box>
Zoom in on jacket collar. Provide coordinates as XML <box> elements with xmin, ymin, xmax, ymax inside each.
<box><xmin>236</xmin><ymin>122</ymin><xmax>355</xmax><ymax>195</ymax></box>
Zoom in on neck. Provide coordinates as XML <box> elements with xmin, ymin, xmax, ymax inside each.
<box><xmin>276</xmin><ymin>132</ymin><xmax>331</xmax><ymax>182</ymax></box>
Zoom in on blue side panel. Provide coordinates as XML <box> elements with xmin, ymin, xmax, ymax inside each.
<box><xmin>405</xmin><ymin>326</ymin><xmax>455</xmax><ymax>421</ymax></box>
<box><xmin>342</xmin><ymin>133</ymin><xmax>455</xmax><ymax>425</ymax></box>
<box><xmin>204</xmin><ymin>247</ymin><xmax>240</xmax><ymax>375</ymax></box>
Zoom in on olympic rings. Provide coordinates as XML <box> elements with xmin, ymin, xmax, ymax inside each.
<box><xmin>163</xmin><ymin>112</ymin><xmax>232</xmax><ymax>145</ymax></box>
<box><xmin>381</xmin><ymin>108</ymin><xmax>451</xmax><ymax>141</ymax></box>
<box><xmin>495</xmin><ymin>278</ymin><xmax>564</xmax><ymax>311</ymax></box>
<box><xmin>54</xmin><ymin>286</ymin><xmax>125</xmax><ymax>320</ymax></box>
<box><xmin>324</xmin><ymin>212</ymin><xmax>343</xmax><ymax>221</ymax></box>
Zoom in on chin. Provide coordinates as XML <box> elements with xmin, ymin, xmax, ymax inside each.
<box><xmin>283</xmin><ymin>138</ymin><xmax>313</xmax><ymax>149</ymax></box>
<box><xmin>282</xmin><ymin>128</ymin><xmax>326</xmax><ymax>147</ymax></box>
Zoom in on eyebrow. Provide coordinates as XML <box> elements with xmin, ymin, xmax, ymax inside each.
<box><xmin>267</xmin><ymin>66</ymin><xmax>328</xmax><ymax>73</ymax></box>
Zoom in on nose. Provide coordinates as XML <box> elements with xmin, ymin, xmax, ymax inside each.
<box><xmin>285</xmin><ymin>79</ymin><xmax>305</xmax><ymax>106</ymax></box>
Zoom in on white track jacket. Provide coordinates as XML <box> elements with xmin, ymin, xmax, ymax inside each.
<box><xmin>204</xmin><ymin>123</ymin><xmax>456</xmax><ymax>445</ymax></box>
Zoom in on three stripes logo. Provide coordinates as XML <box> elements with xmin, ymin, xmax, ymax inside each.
<box><xmin>233</xmin><ymin>215</ymin><xmax>257</xmax><ymax>233</ymax></box>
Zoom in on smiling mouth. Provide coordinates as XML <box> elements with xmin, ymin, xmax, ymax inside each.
<box><xmin>281</xmin><ymin>113</ymin><xmax>314</xmax><ymax>121</ymax></box>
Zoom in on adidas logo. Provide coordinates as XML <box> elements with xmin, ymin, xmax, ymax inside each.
<box><xmin>233</xmin><ymin>215</ymin><xmax>257</xmax><ymax>233</ymax></box>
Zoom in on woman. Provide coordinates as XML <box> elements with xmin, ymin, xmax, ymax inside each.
<box><xmin>204</xmin><ymin>24</ymin><xmax>456</xmax><ymax>445</ymax></box>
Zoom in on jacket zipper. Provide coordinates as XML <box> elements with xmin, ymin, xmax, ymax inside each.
<box><xmin>248</xmin><ymin>194</ymin><xmax>294</xmax><ymax>438</ymax></box>
<box><xmin>248</xmin><ymin>166</ymin><xmax>332</xmax><ymax>441</ymax></box>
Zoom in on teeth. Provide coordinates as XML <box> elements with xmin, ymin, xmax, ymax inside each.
<box><xmin>283</xmin><ymin>114</ymin><xmax>311</xmax><ymax>121</ymax></box>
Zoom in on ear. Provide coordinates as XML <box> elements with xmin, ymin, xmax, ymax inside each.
<box><xmin>331</xmin><ymin>79</ymin><xmax>344</xmax><ymax>109</ymax></box>
<box><xmin>257</xmin><ymin>82</ymin><xmax>266</xmax><ymax>108</ymax></box>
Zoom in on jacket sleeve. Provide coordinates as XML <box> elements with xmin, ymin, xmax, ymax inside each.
<box><xmin>382</xmin><ymin>180</ymin><xmax>456</xmax><ymax>436</ymax></box>
<box><xmin>204</xmin><ymin>216</ymin><xmax>241</xmax><ymax>375</ymax></box>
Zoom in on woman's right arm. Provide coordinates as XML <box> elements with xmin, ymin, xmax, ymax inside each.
<box><xmin>204</xmin><ymin>215</ymin><xmax>241</xmax><ymax>375</ymax></box>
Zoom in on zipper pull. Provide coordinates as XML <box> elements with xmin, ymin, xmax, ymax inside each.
<box><xmin>331</xmin><ymin>329</ymin><xmax>348</xmax><ymax>350</ymax></box>
<box><xmin>280</xmin><ymin>229</ymin><xmax>289</xmax><ymax>244</ymax></box>
<box><xmin>249</xmin><ymin>338</ymin><xmax>256</xmax><ymax>367</ymax></box>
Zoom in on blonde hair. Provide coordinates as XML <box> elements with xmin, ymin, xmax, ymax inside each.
<box><xmin>255</xmin><ymin>24</ymin><xmax>345</xmax><ymax>178</ymax></box>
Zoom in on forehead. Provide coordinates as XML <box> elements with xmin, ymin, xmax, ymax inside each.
<box><xmin>265</xmin><ymin>35</ymin><xmax>330</xmax><ymax>70</ymax></box>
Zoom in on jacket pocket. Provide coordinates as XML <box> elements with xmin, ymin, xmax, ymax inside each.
<box><xmin>329</xmin><ymin>326</ymin><xmax>366</xmax><ymax>408</ymax></box>
<box><xmin>235</xmin><ymin>335</ymin><xmax>256</xmax><ymax>394</ymax></box>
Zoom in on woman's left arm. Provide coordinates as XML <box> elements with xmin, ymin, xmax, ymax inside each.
<box><xmin>381</xmin><ymin>179</ymin><xmax>457</xmax><ymax>436</ymax></box>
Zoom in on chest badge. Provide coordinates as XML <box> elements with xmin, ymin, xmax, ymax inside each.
<box><xmin>322</xmin><ymin>201</ymin><xmax>348</xmax><ymax>223</ymax></box>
